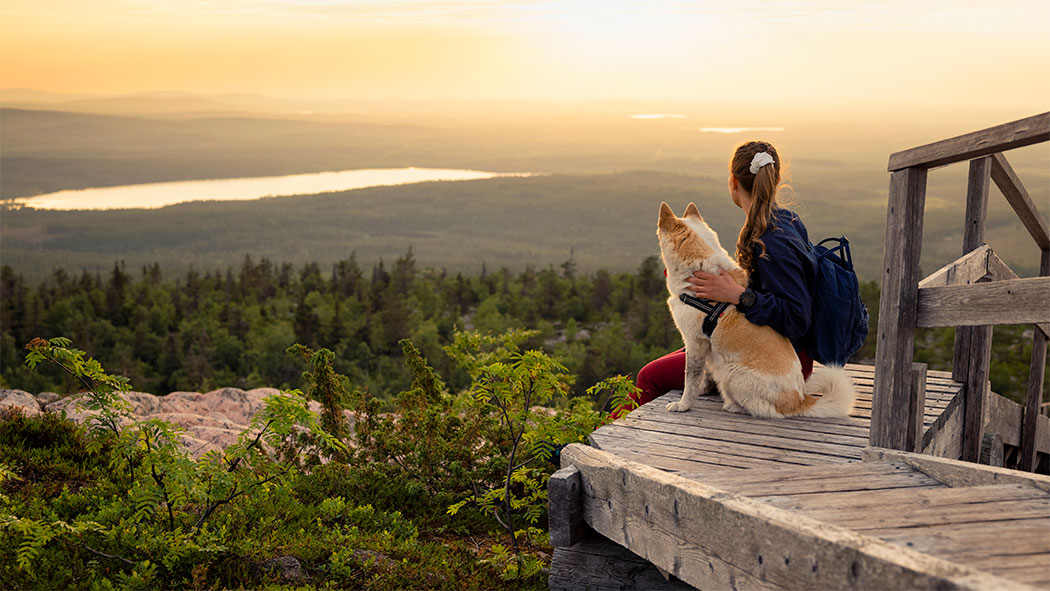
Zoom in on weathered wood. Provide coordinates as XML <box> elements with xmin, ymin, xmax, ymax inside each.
<box><xmin>872</xmin><ymin>167</ymin><xmax>927</xmax><ymax>451</ymax></box>
<box><xmin>685</xmin><ymin>462</ymin><xmax>942</xmax><ymax>497</ymax></box>
<box><xmin>549</xmin><ymin>532</ymin><xmax>698</xmax><ymax>591</ymax></box>
<box><xmin>920</xmin><ymin>244</ymin><xmax>993</xmax><ymax>289</ymax></box>
<box><xmin>961</xmin><ymin>323</ymin><xmax>992</xmax><ymax>464</ymax></box>
<box><xmin>624</xmin><ymin>408</ymin><xmax>869</xmax><ymax>446</ymax></box>
<box><xmin>922</xmin><ymin>392</ymin><xmax>964</xmax><ymax>460</ymax></box>
<box><xmin>887</xmin><ymin>112</ymin><xmax>1050</xmax><ymax>171</ymax></box>
<box><xmin>907</xmin><ymin>363</ymin><xmax>928</xmax><ymax>452</ymax></box>
<box><xmin>984</xmin><ymin>388</ymin><xmax>1050</xmax><ymax>454</ymax></box>
<box><xmin>862</xmin><ymin>447</ymin><xmax>1050</xmax><ymax>492</ymax></box>
<box><xmin>758</xmin><ymin>484</ymin><xmax>1049</xmax><ymax>531</ymax></box>
<box><xmin>1020</xmin><ymin>249</ymin><xmax>1050</xmax><ymax>471</ymax></box>
<box><xmin>549</xmin><ymin>465</ymin><xmax>588</xmax><ymax>548</ymax></box>
<box><xmin>869</xmin><ymin>519</ymin><xmax>1050</xmax><ymax>557</ymax></box>
<box><xmin>610</xmin><ymin>417</ymin><xmax>867</xmax><ymax>460</ymax></box>
<box><xmin>979</xmin><ymin>432</ymin><xmax>1005</xmax><ymax>467</ymax></box>
<box><xmin>964</xmin><ymin>156</ymin><xmax>992</xmax><ymax>252</ymax></box>
<box><xmin>917</xmin><ymin>277</ymin><xmax>1050</xmax><ymax>327</ymax></box>
<box><xmin>562</xmin><ymin>444</ymin><xmax>1027</xmax><ymax>591</ymax></box>
<box><xmin>990</xmin><ymin>152</ymin><xmax>1050</xmax><ymax>250</ymax></box>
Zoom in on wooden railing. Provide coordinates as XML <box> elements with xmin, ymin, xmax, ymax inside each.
<box><xmin>871</xmin><ymin>112</ymin><xmax>1050</xmax><ymax>471</ymax></box>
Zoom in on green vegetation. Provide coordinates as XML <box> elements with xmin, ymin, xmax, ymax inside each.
<box><xmin>0</xmin><ymin>253</ymin><xmax>683</xmax><ymax>403</ymax></box>
<box><xmin>1</xmin><ymin>336</ymin><xmax>633</xmax><ymax>589</ymax></box>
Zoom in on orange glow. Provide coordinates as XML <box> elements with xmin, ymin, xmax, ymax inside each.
<box><xmin>2</xmin><ymin>1</ymin><xmax>1048</xmax><ymax>108</ymax></box>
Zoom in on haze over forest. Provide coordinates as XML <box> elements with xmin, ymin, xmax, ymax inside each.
<box><xmin>2</xmin><ymin>90</ymin><xmax>1048</xmax><ymax>284</ymax></box>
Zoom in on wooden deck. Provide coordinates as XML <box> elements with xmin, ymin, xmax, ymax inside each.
<box><xmin>550</xmin><ymin>364</ymin><xmax>1050</xmax><ymax>590</ymax></box>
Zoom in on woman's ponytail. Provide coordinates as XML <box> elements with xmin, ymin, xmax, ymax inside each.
<box><xmin>730</xmin><ymin>141</ymin><xmax>782</xmax><ymax>275</ymax></box>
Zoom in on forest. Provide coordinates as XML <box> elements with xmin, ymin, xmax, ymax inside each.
<box><xmin>2</xmin><ymin>253</ymin><xmax>1044</xmax><ymax>407</ymax></box>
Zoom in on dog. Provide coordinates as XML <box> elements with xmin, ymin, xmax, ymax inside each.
<box><xmin>657</xmin><ymin>201</ymin><xmax>856</xmax><ymax>418</ymax></box>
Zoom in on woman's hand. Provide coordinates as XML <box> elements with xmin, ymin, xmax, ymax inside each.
<box><xmin>686</xmin><ymin>269</ymin><xmax>746</xmax><ymax>304</ymax></box>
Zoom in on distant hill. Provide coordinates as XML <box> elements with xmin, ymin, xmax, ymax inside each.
<box><xmin>2</xmin><ymin>170</ymin><xmax>1046</xmax><ymax>284</ymax></box>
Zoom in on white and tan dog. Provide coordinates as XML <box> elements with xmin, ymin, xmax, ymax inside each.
<box><xmin>658</xmin><ymin>202</ymin><xmax>856</xmax><ymax>418</ymax></box>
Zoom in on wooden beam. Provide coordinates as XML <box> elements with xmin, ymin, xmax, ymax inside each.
<box><xmin>961</xmin><ymin>326</ymin><xmax>992</xmax><ymax>464</ymax></box>
<box><xmin>562</xmin><ymin>444</ymin><xmax>1028</xmax><ymax>590</ymax></box>
<box><xmin>550</xmin><ymin>533</ymin><xmax>696</xmax><ymax>591</ymax></box>
<box><xmin>916</xmin><ymin>277</ymin><xmax>1050</xmax><ymax>327</ymax></box>
<box><xmin>951</xmin><ymin>159</ymin><xmax>991</xmax><ymax>385</ymax></box>
<box><xmin>888</xmin><ymin>112</ymin><xmax>1050</xmax><ymax>171</ymax></box>
<box><xmin>549</xmin><ymin>465</ymin><xmax>589</xmax><ymax>548</ymax></box>
<box><xmin>862</xmin><ymin>447</ymin><xmax>1050</xmax><ymax>492</ymax></box>
<box><xmin>905</xmin><ymin>363</ymin><xmax>928</xmax><ymax>452</ymax></box>
<box><xmin>990</xmin><ymin>152</ymin><xmax>1050</xmax><ymax>250</ymax></box>
<box><xmin>920</xmin><ymin>245</ymin><xmax>993</xmax><ymax>289</ymax></box>
<box><xmin>1020</xmin><ymin>249</ymin><xmax>1050</xmax><ymax>471</ymax></box>
<box><xmin>872</xmin><ymin>167</ymin><xmax>927</xmax><ymax>451</ymax></box>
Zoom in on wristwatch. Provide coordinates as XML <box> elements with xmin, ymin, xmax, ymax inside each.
<box><xmin>737</xmin><ymin>288</ymin><xmax>756</xmax><ymax>310</ymax></box>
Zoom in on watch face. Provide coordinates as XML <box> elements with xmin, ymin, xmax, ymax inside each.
<box><xmin>741</xmin><ymin>290</ymin><xmax>755</xmax><ymax>307</ymax></box>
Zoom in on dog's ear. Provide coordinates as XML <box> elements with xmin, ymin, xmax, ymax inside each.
<box><xmin>659</xmin><ymin>202</ymin><xmax>677</xmax><ymax>230</ymax></box>
<box><xmin>684</xmin><ymin>202</ymin><xmax>703</xmax><ymax>221</ymax></box>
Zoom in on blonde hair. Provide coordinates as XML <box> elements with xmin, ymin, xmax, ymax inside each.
<box><xmin>731</xmin><ymin>141</ymin><xmax>783</xmax><ymax>275</ymax></box>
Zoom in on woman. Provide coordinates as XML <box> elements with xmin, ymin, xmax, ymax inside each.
<box><xmin>623</xmin><ymin>141</ymin><xmax>817</xmax><ymax>414</ymax></box>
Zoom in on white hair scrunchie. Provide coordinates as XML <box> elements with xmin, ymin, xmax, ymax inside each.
<box><xmin>749</xmin><ymin>151</ymin><xmax>775</xmax><ymax>175</ymax></box>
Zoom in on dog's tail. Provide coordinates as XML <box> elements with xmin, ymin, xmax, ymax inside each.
<box><xmin>791</xmin><ymin>365</ymin><xmax>857</xmax><ymax>418</ymax></box>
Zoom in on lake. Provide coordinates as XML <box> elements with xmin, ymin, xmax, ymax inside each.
<box><xmin>13</xmin><ymin>168</ymin><xmax>531</xmax><ymax>210</ymax></box>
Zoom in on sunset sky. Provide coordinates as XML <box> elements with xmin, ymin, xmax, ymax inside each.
<box><xmin>2</xmin><ymin>0</ymin><xmax>1048</xmax><ymax>110</ymax></box>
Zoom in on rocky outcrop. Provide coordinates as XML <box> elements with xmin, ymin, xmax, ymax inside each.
<box><xmin>33</xmin><ymin>388</ymin><xmax>352</xmax><ymax>457</ymax></box>
<box><xmin>0</xmin><ymin>389</ymin><xmax>41</xmax><ymax>416</ymax></box>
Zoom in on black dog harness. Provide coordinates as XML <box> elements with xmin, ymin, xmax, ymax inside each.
<box><xmin>679</xmin><ymin>293</ymin><xmax>731</xmax><ymax>337</ymax></box>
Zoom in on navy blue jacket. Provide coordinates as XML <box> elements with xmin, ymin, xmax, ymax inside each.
<box><xmin>740</xmin><ymin>208</ymin><xmax>817</xmax><ymax>351</ymax></box>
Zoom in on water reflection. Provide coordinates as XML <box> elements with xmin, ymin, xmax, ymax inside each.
<box><xmin>14</xmin><ymin>167</ymin><xmax>530</xmax><ymax>210</ymax></box>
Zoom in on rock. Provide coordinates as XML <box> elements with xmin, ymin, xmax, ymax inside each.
<box><xmin>0</xmin><ymin>389</ymin><xmax>41</xmax><ymax>416</ymax></box>
<box><xmin>35</xmin><ymin>391</ymin><xmax>60</xmax><ymax>405</ymax></box>
<box><xmin>256</xmin><ymin>555</ymin><xmax>305</xmax><ymax>582</ymax></box>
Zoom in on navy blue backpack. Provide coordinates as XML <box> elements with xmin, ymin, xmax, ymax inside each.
<box><xmin>800</xmin><ymin>235</ymin><xmax>869</xmax><ymax>366</ymax></box>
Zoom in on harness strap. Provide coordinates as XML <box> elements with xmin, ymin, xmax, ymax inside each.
<box><xmin>679</xmin><ymin>294</ymin><xmax>731</xmax><ymax>337</ymax></box>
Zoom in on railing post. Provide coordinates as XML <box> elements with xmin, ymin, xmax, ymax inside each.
<box><xmin>952</xmin><ymin>157</ymin><xmax>992</xmax><ymax>382</ymax></box>
<box><xmin>956</xmin><ymin>157</ymin><xmax>994</xmax><ymax>463</ymax></box>
<box><xmin>872</xmin><ymin>167</ymin><xmax>927</xmax><ymax>450</ymax></box>
<box><xmin>907</xmin><ymin>362</ymin><xmax>928</xmax><ymax>452</ymax></box>
<box><xmin>1019</xmin><ymin>248</ymin><xmax>1050</xmax><ymax>471</ymax></box>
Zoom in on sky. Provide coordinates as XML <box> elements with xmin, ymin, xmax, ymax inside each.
<box><xmin>2</xmin><ymin>0</ymin><xmax>1049</xmax><ymax>110</ymax></box>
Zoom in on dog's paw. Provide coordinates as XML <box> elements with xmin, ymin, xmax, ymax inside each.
<box><xmin>722</xmin><ymin>401</ymin><xmax>746</xmax><ymax>414</ymax></box>
<box><xmin>666</xmin><ymin>400</ymin><xmax>691</xmax><ymax>413</ymax></box>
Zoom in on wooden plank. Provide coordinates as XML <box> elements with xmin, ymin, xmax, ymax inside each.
<box><xmin>549</xmin><ymin>465</ymin><xmax>588</xmax><ymax>548</ymax></box>
<box><xmin>589</xmin><ymin>431</ymin><xmax>775</xmax><ymax>471</ymax></box>
<box><xmin>561</xmin><ymin>444</ymin><xmax>1028</xmax><ymax>591</ymax></box>
<box><xmin>862</xmin><ymin>447</ymin><xmax>1050</xmax><ymax>492</ymax></box>
<box><xmin>922</xmin><ymin>391</ymin><xmax>964</xmax><ymax>460</ymax></box>
<box><xmin>907</xmin><ymin>363</ymin><xmax>928</xmax><ymax>452</ymax></box>
<box><xmin>919</xmin><ymin>244</ymin><xmax>994</xmax><ymax>289</ymax></box>
<box><xmin>868</xmin><ymin>520</ymin><xmax>1050</xmax><ymax>556</ymax></box>
<box><xmin>887</xmin><ymin>112</ymin><xmax>1050</xmax><ymax>171</ymax></box>
<box><xmin>961</xmin><ymin>325</ymin><xmax>993</xmax><ymax>463</ymax></box>
<box><xmin>550</xmin><ymin>533</ymin><xmax>699</xmax><ymax>591</ymax></box>
<box><xmin>685</xmin><ymin>463</ymin><xmax>942</xmax><ymax>497</ymax></box>
<box><xmin>643</xmin><ymin>392</ymin><xmax>872</xmax><ymax>437</ymax></box>
<box><xmin>984</xmin><ymin>388</ymin><xmax>1050</xmax><ymax>454</ymax></box>
<box><xmin>991</xmin><ymin>152</ymin><xmax>1050</xmax><ymax>250</ymax></box>
<box><xmin>872</xmin><ymin>167</ymin><xmax>927</xmax><ymax>451</ymax></box>
<box><xmin>916</xmin><ymin>277</ymin><xmax>1050</xmax><ymax>327</ymax></box>
<box><xmin>592</xmin><ymin>425</ymin><xmax>855</xmax><ymax>467</ymax></box>
<box><xmin>964</xmin><ymin>156</ymin><xmax>992</xmax><ymax>252</ymax></box>
<box><xmin>1021</xmin><ymin>249</ymin><xmax>1050</xmax><ymax>471</ymax></box>
<box><xmin>943</xmin><ymin>554</ymin><xmax>1050</xmax><ymax>588</ymax></box>
<box><xmin>608</xmin><ymin>420</ymin><xmax>866</xmax><ymax>461</ymax></box>
<box><xmin>759</xmin><ymin>486</ymin><xmax>1049</xmax><ymax>531</ymax></box>
<box><xmin>622</xmin><ymin>410</ymin><xmax>870</xmax><ymax>448</ymax></box>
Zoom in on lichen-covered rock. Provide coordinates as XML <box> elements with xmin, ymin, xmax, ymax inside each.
<box><xmin>0</xmin><ymin>389</ymin><xmax>42</xmax><ymax>416</ymax></box>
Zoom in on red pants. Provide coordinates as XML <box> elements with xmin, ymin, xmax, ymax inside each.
<box><xmin>615</xmin><ymin>348</ymin><xmax>814</xmax><ymax>418</ymax></box>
